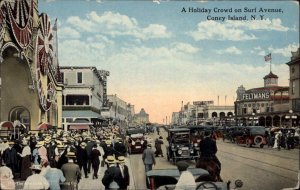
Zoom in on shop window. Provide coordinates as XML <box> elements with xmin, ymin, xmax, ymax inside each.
<box><xmin>248</xmin><ymin>104</ymin><xmax>251</xmax><ymax>107</ymax></box>
<box><xmin>261</xmin><ymin>103</ymin><xmax>264</xmax><ymax>107</ymax></box>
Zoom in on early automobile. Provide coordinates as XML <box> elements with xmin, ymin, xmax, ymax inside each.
<box><xmin>234</xmin><ymin>126</ymin><xmax>267</xmax><ymax>148</ymax></box>
<box><xmin>126</xmin><ymin>128</ymin><xmax>146</xmax><ymax>154</ymax></box>
<box><xmin>146</xmin><ymin>168</ymin><xmax>243</xmax><ymax>190</ymax></box>
<box><xmin>166</xmin><ymin>128</ymin><xmax>199</xmax><ymax>164</ymax></box>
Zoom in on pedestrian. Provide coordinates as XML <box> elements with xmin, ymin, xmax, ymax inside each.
<box><xmin>154</xmin><ymin>136</ymin><xmax>164</xmax><ymax>157</ymax></box>
<box><xmin>86</xmin><ymin>137</ymin><xmax>96</xmax><ymax>174</ymax></box>
<box><xmin>23</xmin><ymin>164</ymin><xmax>50</xmax><ymax>190</ymax></box>
<box><xmin>142</xmin><ymin>143</ymin><xmax>156</xmax><ymax>173</ymax></box>
<box><xmin>61</xmin><ymin>151</ymin><xmax>81</xmax><ymax>190</ymax></box>
<box><xmin>117</xmin><ymin>156</ymin><xmax>130</xmax><ymax>190</ymax></box>
<box><xmin>102</xmin><ymin>156</ymin><xmax>124</xmax><ymax>190</ymax></box>
<box><xmin>175</xmin><ymin>161</ymin><xmax>196</xmax><ymax>190</ymax></box>
<box><xmin>114</xmin><ymin>138</ymin><xmax>127</xmax><ymax>159</ymax></box>
<box><xmin>44</xmin><ymin>159</ymin><xmax>66</xmax><ymax>190</ymax></box>
<box><xmin>286</xmin><ymin>131</ymin><xmax>293</xmax><ymax>150</ymax></box>
<box><xmin>0</xmin><ymin>165</ymin><xmax>15</xmax><ymax>190</ymax></box>
<box><xmin>90</xmin><ymin>144</ymin><xmax>101</xmax><ymax>179</ymax></box>
<box><xmin>76</xmin><ymin>142</ymin><xmax>89</xmax><ymax>178</ymax></box>
<box><xmin>3</xmin><ymin>141</ymin><xmax>17</xmax><ymax>178</ymax></box>
<box><xmin>274</xmin><ymin>131</ymin><xmax>282</xmax><ymax>151</ymax></box>
<box><xmin>18</xmin><ymin>140</ymin><xmax>32</xmax><ymax>180</ymax></box>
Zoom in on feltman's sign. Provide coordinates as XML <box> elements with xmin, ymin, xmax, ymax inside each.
<box><xmin>242</xmin><ymin>92</ymin><xmax>270</xmax><ymax>100</ymax></box>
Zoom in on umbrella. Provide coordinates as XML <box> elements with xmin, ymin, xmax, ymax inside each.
<box><xmin>0</xmin><ymin>121</ymin><xmax>14</xmax><ymax>129</ymax></box>
<box><xmin>37</xmin><ymin>122</ymin><xmax>50</xmax><ymax>130</ymax></box>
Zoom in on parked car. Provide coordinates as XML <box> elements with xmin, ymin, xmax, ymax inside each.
<box><xmin>234</xmin><ymin>126</ymin><xmax>267</xmax><ymax>148</ymax></box>
<box><xmin>166</xmin><ymin>128</ymin><xmax>199</xmax><ymax>164</ymax></box>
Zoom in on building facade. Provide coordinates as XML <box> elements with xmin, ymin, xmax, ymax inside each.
<box><xmin>286</xmin><ymin>48</ymin><xmax>300</xmax><ymax>114</ymax></box>
<box><xmin>133</xmin><ymin>108</ymin><xmax>149</xmax><ymax>126</ymax></box>
<box><xmin>60</xmin><ymin>67</ymin><xmax>109</xmax><ymax>130</ymax></box>
<box><xmin>0</xmin><ymin>0</ymin><xmax>63</xmax><ymax>132</ymax></box>
<box><xmin>234</xmin><ymin>69</ymin><xmax>296</xmax><ymax>127</ymax></box>
<box><xmin>101</xmin><ymin>94</ymin><xmax>134</xmax><ymax>127</ymax></box>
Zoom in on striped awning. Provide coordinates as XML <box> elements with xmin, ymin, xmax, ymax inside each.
<box><xmin>69</xmin><ymin>125</ymin><xmax>89</xmax><ymax>130</ymax></box>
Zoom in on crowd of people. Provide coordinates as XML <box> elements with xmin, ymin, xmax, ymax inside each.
<box><xmin>0</xmin><ymin>125</ymin><xmax>131</xmax><ymax>189</ymax></box>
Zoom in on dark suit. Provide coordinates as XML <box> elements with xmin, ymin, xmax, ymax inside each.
<box><xmin>76</xmin><ymin>146</ymin><xmax>88</xmax><ymax>177</ymax></box>
<box><xmin>118</xmin><ymin>164</ymin><xmax>130</xmax><ymax>189</ymax></box>
<box><xmin>102</xmin><ymin>165</ymin><xmax>125</xmax><ymax>189</ymax></box>
<box><xmin>114</xmin><ymin>142</ymin><xmax>127</xmax><ymax>158</ymax></box>
<box><xmin>91</xmin><ymin>148</ymin><xmax>101</xmax><ymax>178</ymax></box>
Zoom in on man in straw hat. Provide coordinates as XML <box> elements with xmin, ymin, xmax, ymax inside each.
<box><xmin>23</xmin><ymin>164</ymin><xmax>50</xmax><ymax>190</ymax></box>
<box><xmin>61</xmin><ymin>151</ymin><xmax>81</xmax><ymax>190</ymax></box>
<box><xmin>102</xmin><ymin>155</ymin><xmax>124</xmax><ymax>190</ymax></box>
<box><xmin>117</xmin><ymin>156</ymin><xmax>130</xmax><ymax>189</ymax></box>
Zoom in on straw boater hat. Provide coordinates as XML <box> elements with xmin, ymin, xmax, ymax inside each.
<box><xmin>8</xmin><ymin>141</ymin><xmax>14</xmax><ymax>145</ymax></box>
<box><xmin>105</xmin><ymin>156</ymin><xmax>116</xmax><ymax>164</ymax></box>
<box><xmin>66</xmin><ymin>151</ymin><xmax>76</xmax><ymax>158</ymax></box>
<box><xmin>80</xmin><ymin>142</ymin><xmax>87</xmax><ymax>148</ymax></box>
<box><xmin>36</xmin><ymin>141</ymin><xmax>44</xmax><ymax>148</ymax></box>
<box><xmin>57</xmin><ymin>144</ymin><xmax>65</xmax><ymax>150</ymax></box>
<box><xmin>117</xmin><ymin>156</ymin><xmax>125</xmax><ymax>164</ymax></box>
<box><xmin>30</xmin><ymin>164</ymin><xmax>42</xmax><ymax>171</ymax></box>
<box><xmin>105</xmin><ymin>140</ymin><xmax>112</xmax><ymax>145</ymax></box>
<box><xmin>44</xmin><ymin>137</ymin><xmax>51</xmax><ymax>144</ymax></box>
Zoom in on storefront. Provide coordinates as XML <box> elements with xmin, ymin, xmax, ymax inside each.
<box><xmin>0</xmin><ymin>0</ymin><xmax>63</xmax><ymax>133</ymax></box>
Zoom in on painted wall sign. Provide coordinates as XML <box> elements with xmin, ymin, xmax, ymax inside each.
<box><xmin>242</xmin><ymin>92</ymin><xmax>270</xmax><ymax>100</ymax></box>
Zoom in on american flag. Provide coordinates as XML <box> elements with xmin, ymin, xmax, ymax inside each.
<box><xmin>264</xmin><ymin>53</ymin><xmax>272</xmax><ymax>62</ymax></box>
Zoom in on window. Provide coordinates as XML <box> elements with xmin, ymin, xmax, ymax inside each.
<box><xmin>77</xmin><ymin>72</ymin><xmax>82</xmax><ymax>84</ymax></box>
<box><xmin>61</xmin><ymin>72</ymin><xmax>64</xmax><ymax>83</ymax></box>
<box><xmin>292</xmin><ymin>80</ymin><xmax>295</xmax><ymax>95</ymax></box>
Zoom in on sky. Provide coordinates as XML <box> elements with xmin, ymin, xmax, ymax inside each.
<box><xmin>39</xmin><ymin>0</ymin><xmax>299</xmax><ymax>124</ymax></box>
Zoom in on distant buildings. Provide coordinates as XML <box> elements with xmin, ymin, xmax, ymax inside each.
<box><xmin>133</xmin><ymin>108</ymin><xmax>150</xmax><ymax>126</ymax></box>
<box><xmin>101</xmin><ymin>94</ymin><xmax>135</xmax><ymax>127</ymax></box>
<box><xmin>172</xmin><ymin>101</ymin><xmax>234</xmax><ymax>126</ymax></box>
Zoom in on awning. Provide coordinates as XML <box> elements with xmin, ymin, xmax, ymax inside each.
<box><xmin>0</xmin><ymin>121</ymin><xmax>14</xmax><ymax>129</ymax></box>
<box><xmin>63</xmin><ymin>110</ymin><xmax>101</xmax><ymax>118</ymax></box>
<box><xmin>69</xmin><ymin>125</ymin><xmax>89</xmax><ymax>130</ymax></box>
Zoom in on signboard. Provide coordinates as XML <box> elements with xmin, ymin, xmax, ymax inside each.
<box><xmin>242</xmin><ymin>92</ymin><xmax>270</xmax><ymax>100</ymax></box>
<box><xmin>193</xmin><ymin>101</ymin><xmax>214</xmax><ymax>106</ymax></box>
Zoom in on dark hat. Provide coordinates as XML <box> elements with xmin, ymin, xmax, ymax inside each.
<box><xmin>204</xmin><ymin>130</ymin><xmax>211</xmax><ymax>137</ymax></box>
<box><xmin>176</xmin><ymin>161</ymin><xmax>189</xmax><ymax>171</ymax></box>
